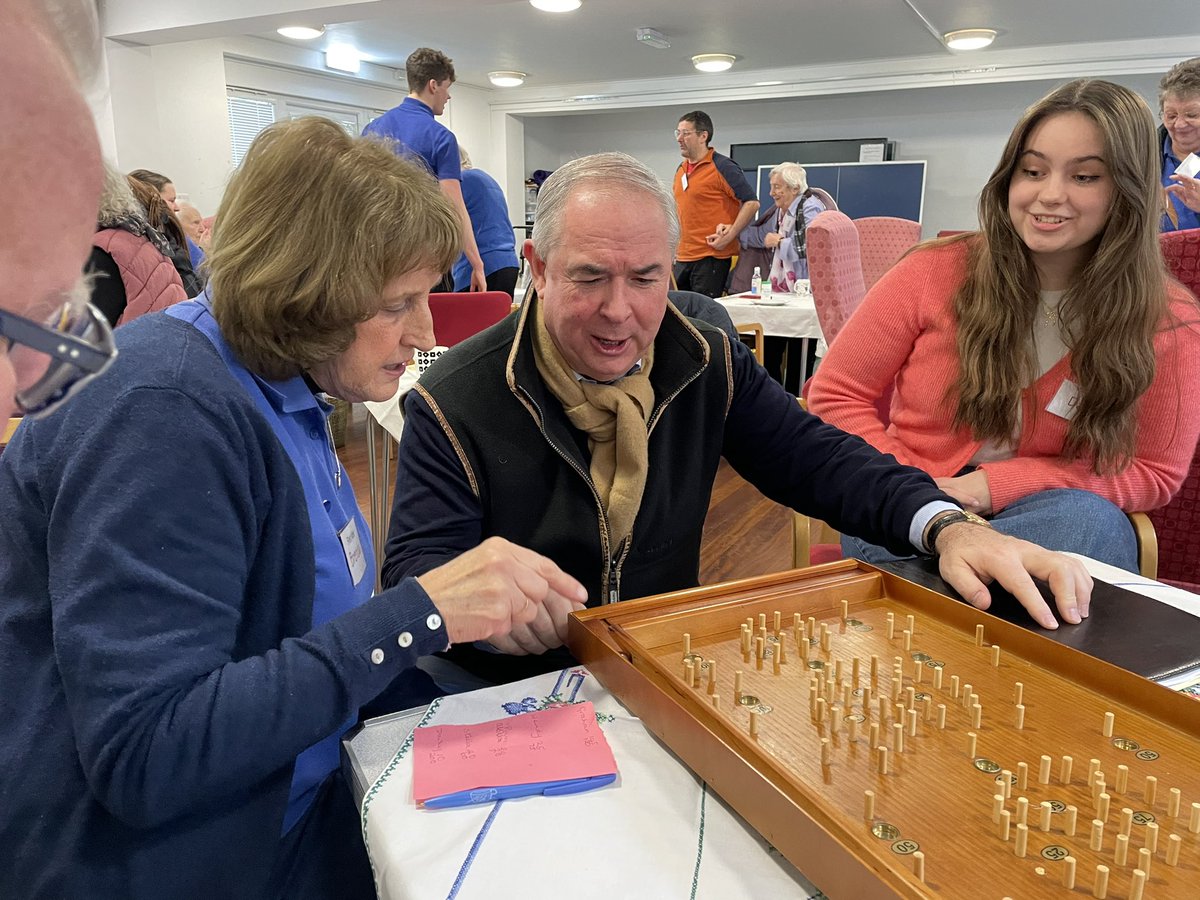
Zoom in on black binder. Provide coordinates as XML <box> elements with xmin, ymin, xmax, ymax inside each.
<box><xmin>880</xmin><ymin>557</ymin><xmax>1200</xmax><ymax>684</ymax></box>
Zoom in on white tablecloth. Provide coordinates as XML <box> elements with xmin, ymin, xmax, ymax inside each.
<box><xmin>718</xmin><ymin>291</ymin><xmax>822</xmax><ymax>340</ymax></box>
<box><xmin>359</xmin><ymin>668</ymin><xmax>820</xmax><ymax>900</ymax></box>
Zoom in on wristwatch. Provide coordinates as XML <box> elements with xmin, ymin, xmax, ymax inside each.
<box><xmin>923</xmin><ymin>509</ymin><xmax>991</xmax><ymax>555</ymax></box>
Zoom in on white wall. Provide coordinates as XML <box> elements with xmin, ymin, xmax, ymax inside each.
<box><xmin>101</xmin><ymin>35</ymin><xmax>506</xmax><ymax>217</ymax></box>
<box><xmin>106</xmin><ymin>38</ymin><xmax>232</xmax><ymax>214</ymax></box>
<box><xmin>519</xmin><ymin>73</ymin><xmax>1162</xmax><ymax>236</ymax></box>
<box><xmin>96</xmin><ymin>36</ymin><xmax>1163</xmax><ymax>237</ymax></box>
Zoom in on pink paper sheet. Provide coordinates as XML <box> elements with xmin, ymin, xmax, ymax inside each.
<box><xmin>412</xmin><ymin>701</ymin><xmax>617</xmax><ymax>802</ymax></box>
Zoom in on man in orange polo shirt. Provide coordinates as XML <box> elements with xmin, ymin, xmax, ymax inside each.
<box><xmin>672</xmin><ymin>110</ymin><xmax>759</xmax><ymax>299</ymax></box>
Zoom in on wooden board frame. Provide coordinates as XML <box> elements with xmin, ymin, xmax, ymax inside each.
<box><xmin>567</xmin><ymin>560</ymin><xmax>1200</xmax><ymax>899</ymax></box>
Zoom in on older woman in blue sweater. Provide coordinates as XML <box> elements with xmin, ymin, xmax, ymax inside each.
<box><xmin>0</xmin><ymin>118</ymin><xmax>583</xmax><ymax>899</ymax></box>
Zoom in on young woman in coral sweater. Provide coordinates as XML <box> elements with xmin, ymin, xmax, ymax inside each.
<box><xmin>809</xmin><ymin>79</ymin><xmax>1200</xmax><ymax>570</ymax></box>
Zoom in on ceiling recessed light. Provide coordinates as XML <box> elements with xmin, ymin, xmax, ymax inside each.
<box><xmin>325</xmin><ymin>44</ymin><xmax>361</xmax><ymax>74</ymax></box>
<box><xmin>944</xmin><ymin>28</ymin><xmax>997</xmax><ymax>50</ymax></box>
<box><xmin>692</xmin><ymin>53</ymin><xmax>736</xmax><ymax>73</ymax></box>
<box><xmin>530</xmin><ymin>0</ymin><xmax>582</xmax><ymax>11</ymax></box>
<box><xmin>277</xmin><ymin>25</ymin><xmax>325</xmax><ymax>40</ymax></box>
<box><xmin>755</xmin><ymin>80</ymin><xmax>784</xmax><ymax>87</ymax></box>
<box><xmin>488</xmin><ymin>71</ymin><xmax>527</xmax><ymax>87</ymax></box>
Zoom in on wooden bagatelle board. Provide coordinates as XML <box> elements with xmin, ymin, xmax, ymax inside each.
<box><xmin>566</xmin><ymin>560</ymin><xmax>1200</xmax><ymax>899</ymax></box>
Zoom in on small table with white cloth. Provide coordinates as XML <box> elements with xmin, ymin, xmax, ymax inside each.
<box><xmin>718</xmin><ymin>290</ymin><xmax>823</xmax><ymax>392</ymax></box>
<box><xmin>343</xmin><ymin>557</ymin><xmax>1200</xmax><ymax>899</ymax></box>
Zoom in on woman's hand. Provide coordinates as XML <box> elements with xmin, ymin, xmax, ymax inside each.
<box><xmin>763</xmin><ymin>231</ymin><xmax>783</xmax><ymax>249</ymax></box>
<box><xmin>934</xmin><ymin>469</ymin><xmax>993</xmax><ymax>515</ymax></box>
<box><xmin>1168</xmin><ymin>173</ymin><xmax>1200</xmax><ymax>213</ymax></box>
<box><xmin>416</xmin><ymin>537</ymin><xmax>588</xmax><ymax>646</ymax></box>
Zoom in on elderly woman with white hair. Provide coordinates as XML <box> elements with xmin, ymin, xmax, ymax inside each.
<box><xmin>763</xmin><ymin>161</ymin><xmax>827</xmax><ymax>293</ymax></box>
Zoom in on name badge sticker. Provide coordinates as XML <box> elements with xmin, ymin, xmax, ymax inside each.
<box><xmin>1046</xmin><ymin>379</ymin><xmax>1080</xmax><ymax>420</ymax></box>
<box><xmin>338</xmin><ymin>517</ymin><xmax>367</xmax><ymax>586</ymax></box>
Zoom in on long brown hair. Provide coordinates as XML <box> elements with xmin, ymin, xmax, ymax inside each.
<box><xmin>952</xmin><ymin>79</ymin><xmax>1167</xmax><ymax>473</ymax></box>
<box><xmin>126</xmin><ymin>175</ymin><xmax>186</xmax><ymax>248</ymax></box>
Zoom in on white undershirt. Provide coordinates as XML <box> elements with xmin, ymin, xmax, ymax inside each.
<box><xmin>969</xmin><ymin>290</ymin><xmax>1069</xmax><ymax>465</ymax></box>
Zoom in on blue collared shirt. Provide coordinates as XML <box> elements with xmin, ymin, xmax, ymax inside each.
<box><xmin>1161</xmin><ymin>133</ymin><xmax>1200</xmax><ymax>232</ymax></box>
<box><xmin>167</xmin><ymin>296</ymin><xmax>375</xmax><ymax>833</ymax></box>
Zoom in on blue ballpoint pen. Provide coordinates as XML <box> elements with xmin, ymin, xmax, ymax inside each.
<box><xmin>422</xmin><ymin>773</ymin><xmax>617</xmax><ymax>810</ymax></box>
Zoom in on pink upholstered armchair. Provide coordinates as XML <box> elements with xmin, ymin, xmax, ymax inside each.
<box><xmin>853</xmin><ymin>216</ymin><xmax>922</xmax><ymax>291</ymax></box>
<box><xmin>806</xmin><ymin>210</ymin><xmax>867</xmax><ymax>345</ymax></box>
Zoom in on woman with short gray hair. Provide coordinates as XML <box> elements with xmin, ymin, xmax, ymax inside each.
<box><xmin>763</xmin><ymin>161</ymin><xmax>826</xmax><ymax>292</ymax></box>
<box><xmin>1158</xmin><ymin>56</ymin><xmax>1200</xmax><ymax>230</ymax></box>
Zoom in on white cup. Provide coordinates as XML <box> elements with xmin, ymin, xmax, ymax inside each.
<box><xmin>794</xmin><ymin>278</ymin><xmax>811</xmax><ymax>296</ymax></box>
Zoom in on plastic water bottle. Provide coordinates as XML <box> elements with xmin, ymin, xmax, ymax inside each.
<box><xmin>750</xmin><ymin>266</ymin><xmax>762</xmax><ymax>296</ymax></box>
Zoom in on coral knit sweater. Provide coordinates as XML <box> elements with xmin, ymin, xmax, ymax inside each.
<box><xmin>808</xmin><ymin>240</ymin><xmax>1200</xmax><ymax>513</ymax></box>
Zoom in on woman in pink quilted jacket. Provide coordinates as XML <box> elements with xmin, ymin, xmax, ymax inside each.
<box><xmin>809</xmin><ymin>79</ymin><xmax>1200</xmax><ymax>572</ymax></box>
<box><xmin>87</xmin><ymin>164</ymin><xmax>186</xmax><ymax>326</ymax></box>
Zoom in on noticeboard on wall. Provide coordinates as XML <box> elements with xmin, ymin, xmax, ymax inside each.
<box><xmin>755</xmin><ymin>161</ymin><xmax>926</xmax><ymax>222</ymax></box>
<box><xmin>731</xmin><ymin>139</ymin><xmax>895</xmax><ymax>172</ymax></box>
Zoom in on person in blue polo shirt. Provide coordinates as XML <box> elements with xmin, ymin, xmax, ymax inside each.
<box><xmin>365</xmin><ymin>47</ymin><xmax>487</xmax><ymax>291</ymax></box>
<box><xmin>453</xmin><ymin>145</ymin><xmax>520</xmax><ymax>296</ymax></box>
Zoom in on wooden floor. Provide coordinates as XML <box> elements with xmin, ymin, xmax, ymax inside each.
<box><xmin>339</xmin><ymin>404</ymin><xmax>796</xmax><ymax>586</ymax></box>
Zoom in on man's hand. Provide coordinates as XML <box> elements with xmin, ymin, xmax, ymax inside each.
<box><xmin>484</xmin><ymin>590</ymin><xmax>583</xmax><ymax>655</ymax></box>
<box><xmin>705</xmin><ymin>223</ymin><xmax>734</xmax><ymax>250</ymax></box>
<box><xmin>934</xmin><ymin>524</ymin><xmax>1092</xmax><ymax>630</ymax></box>
<box><xmin>469</xmin><ymin>263</ymin><xmax>487</xmax><ymax>292</ymax></box>
<box><xmin>763</xmin><ymin>232</ymin><xmax>783</xmax><ymax>250</ymax></box>
<box><xmin>934</xmin><ymin>470</ymin><xmax>992</xmax><ymax>515</ymax></box>
<box><xmin>415</xmin><ymin>537</ymin><xmax>587</xmax><ymax>644</ymax></box>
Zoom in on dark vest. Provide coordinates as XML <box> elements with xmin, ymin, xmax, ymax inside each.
<box><xmin>415</xmin><ymin>300</ymin><xmax>734</xmax><ymax>681</ymax></box>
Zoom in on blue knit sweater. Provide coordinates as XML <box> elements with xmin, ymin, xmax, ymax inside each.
<box><xmin>0</xmin><ymin>311</ymin><xmax>447</xmax><ymax>897</ymax></box>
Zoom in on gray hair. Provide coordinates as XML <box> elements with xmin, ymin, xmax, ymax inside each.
<box><xmin>531</xmin><ymin>151</ymin><xmax>680</xmax><ymax>260</ymax></box>
<box><xmin>771</xmin><ymin>162</ymin><xmax>809</xmax><ymax>193</ymax></box>
<box><xmin>1159</xmin><ymin>57</ymin><xmax>1200</xmax><ymax>109</ymax></box>
<box><xmin>96</xmin><ymin>161</ymin><xmax>147</xmax><ymax>227</ymax></box>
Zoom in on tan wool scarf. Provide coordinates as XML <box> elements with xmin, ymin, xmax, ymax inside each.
<box><xmin>531</xmin><ymin>304</ymin><xmax>655</xmax><ymax>550</ymax></box>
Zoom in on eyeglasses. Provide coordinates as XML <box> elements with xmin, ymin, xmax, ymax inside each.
<box><xmin>673</xmin><ymin>129</ymin><xmax>697</xmax><ymax>138</ymax></box>
<box><xmin>1163</xmin><ymin>111</ymin><xmax>1200</xmax><ymax>127</ymax></box>
<box><xmin>0</xmin><ymin>299</ymin><xmax>116</xmax><ymax>417</ymax></box>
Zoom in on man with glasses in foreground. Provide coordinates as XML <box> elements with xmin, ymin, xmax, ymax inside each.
<box><xmin>0</xmin><ymin>0</ymin><xmax>113</xmax><ymax>421</ymax></box>
<box><xmin>672</xmin><ymin>109</ymin><xmax>759</xmax><ymax>299</ymax></box>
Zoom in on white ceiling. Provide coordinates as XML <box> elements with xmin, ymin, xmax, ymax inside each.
<box><xmin>104</xmin><ymin>0</ymin><xmax>1200</xmax><ymax>99</ymax></box>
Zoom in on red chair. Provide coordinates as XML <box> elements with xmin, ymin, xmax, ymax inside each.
<box><xmin>1145</xmin><ymin>439</ymin><xmax>1200</xmax><ymax>591</ymax></box>
<box><xmin>1160</xmin><ymin>227</ymin><xmax>1200</xmax><ymax>298</ymax></box>
<box><xmin>853</xmin><ymin>216</ymin><xmax>922</xmax><ymax>291</ymax></box>
<box><xmin>1144</xmin><ymin>228</ymin><xmax>1200</xmax><ymax>590</ymax></box>
<box><xmin>366</xmin><ymin>291</ymin><xmax>514</xmax><ymax>585</ymax></box>
<box><xmin>806</xmin><ymin>211</ymin><xmax>867</xmax><ymax>346</ymax></box>
<box><xmin>427</xmin><ymin>291</ymin><xmax>514</xmax><ymax>346</ymax></box>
